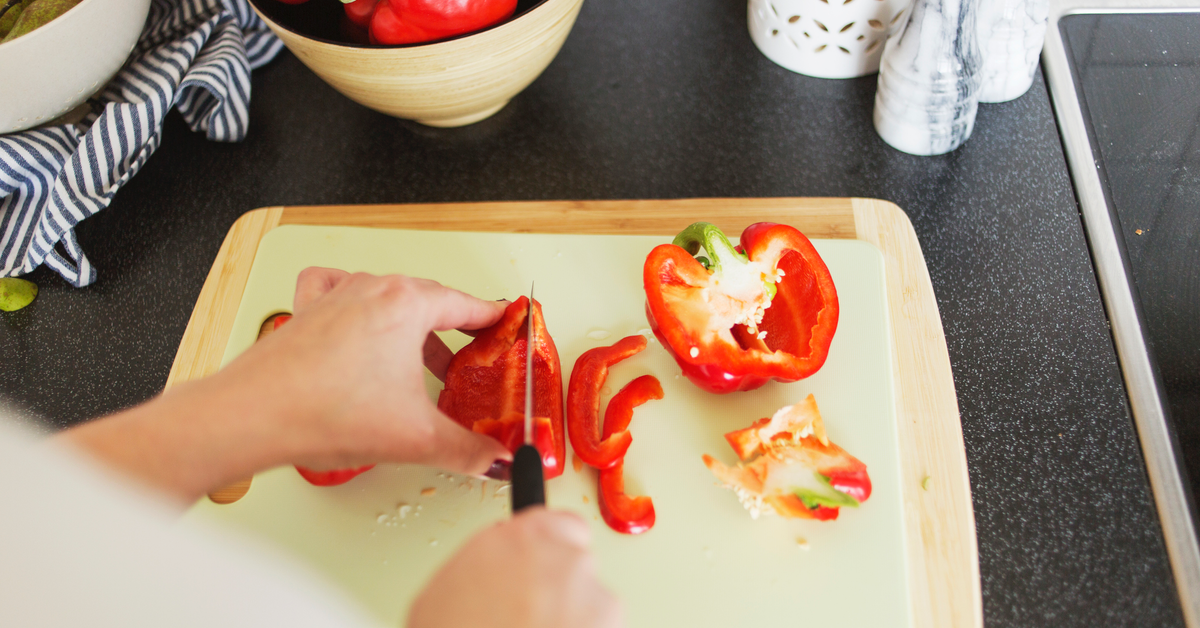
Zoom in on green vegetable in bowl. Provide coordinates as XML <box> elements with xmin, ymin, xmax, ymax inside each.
<box><xmin>0</xmin><ymin>0</ymin><xmax>32</xmax><ymax>38</ymax></box>
<box><xmin>1</xmin><ymin>0</ymin><xmax>81</xmax><ymax>43</ymax></box>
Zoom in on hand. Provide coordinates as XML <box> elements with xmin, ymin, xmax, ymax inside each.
<box><xmin>224</xmin><ymin>268</ymin><xmax>513</xmax><ymax>474</ymax></box>
<box><xmin>59</xmin><ymin>269</ymin><xmax>512</xmax><ymax>502</ymax></box>
<box><xmin>408</xmin><ymin>508</ymin><xmax>623</xmax><ymax>628</ymax></box>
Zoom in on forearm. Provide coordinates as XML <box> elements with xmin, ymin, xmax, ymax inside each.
<box><xmin>56</xmin><ymin>369</ymin><xmax>303</xmax><ymax>504</ymax></box>
<box><xmin>54</xmin><ymin>271</ymin><xmax>511</xmax><ymax>504</ymax></box>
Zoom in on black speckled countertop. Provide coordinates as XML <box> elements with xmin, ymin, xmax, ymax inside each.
<box><xmin>0</xmin><ymin>0</ymin><xmax>1185</xmax><ymax>625</ymax></box>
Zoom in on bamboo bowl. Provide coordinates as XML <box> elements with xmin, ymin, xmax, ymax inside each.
<box><xmin>251</xmin><ymin>0</ymin><xmax>584</xmax><ymax>127</ymax></box>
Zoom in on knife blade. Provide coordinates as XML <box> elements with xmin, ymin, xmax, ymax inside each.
<box><xmin>510</xmin><ymin>284</ymin><xmax>546</xmax><ymax>513</ymax></box>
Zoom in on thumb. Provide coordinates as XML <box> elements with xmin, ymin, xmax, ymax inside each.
<box><xmin>416</xmin><ymin>404</ymin><xmax>514</xmax><ymax>476</ymax></box>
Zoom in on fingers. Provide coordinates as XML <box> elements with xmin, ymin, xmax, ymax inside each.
<box><xmin>516</xmin><ymin>508</ymin><xmax>591</xmax><ymax>549</ymax></box>
<box><xmin>408</xmin><ymin>502</ymin><xmax>619</xmax><ymax>628</ymax></box>
<box><xmin>417</xmin><ymin>406</ymin><xmax>513</xmax><ymax>475</ymax></box>
<box><xmin>293</xmin><ymin>267</ymin><xmax>350</xmax><ymax>312</ymax></box>
<box><xmin>416</xmin><ymin>282</ymin><xmax>507</xmax><ymax>333</ymax></box>
<box><xmin>297</xmin><ymin>270</ymin><xmax>505</xmax><ymax>334</ymax></box>
<box><xmin>423</xmin><ymin>332</ymin><xmax>454</xmax><ymax>382</ymax></box>
<box><xmin>460</xmin><ymin>299</ymin><xmax>510</xmax><ymax>338</ymax></box>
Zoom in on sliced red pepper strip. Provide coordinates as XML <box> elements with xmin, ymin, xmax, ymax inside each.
<box><xmin>644</xmin><ymin>222</ymin><xmax>838</xmax><ymax>394</ymax></box>
<box><xmin>596</xmin><ymin>374</ymin><xmax>662</xmax><ymax>534</ymax></box>
<box><xmin>268</xmin><ymin>315</ymin><xmax>378</xmax><ymax>486</ymax></box>
<box><xmin>566</xmin><ymin>335</ymin><xmax>647</xmax><ymax>469</ymax></box>
<box><xmin>437</xmin><ymin>296</ymin><xmax>565</xmax><ymax>479</ymax></box>
<box><xmin>598</xmin><ymin>461</ymin><xmax>655</xmax><ymax>535</ymax></box>
<box><xmin>601</xmin><ymin>375</ymin><xmax>664</xmax><ymax>440</ymax></box>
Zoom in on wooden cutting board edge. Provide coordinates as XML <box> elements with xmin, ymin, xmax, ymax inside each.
<box><xmin>165</xmin><ymin>197</ymin><xmax>981</xmax><ymax>628</ymax></box>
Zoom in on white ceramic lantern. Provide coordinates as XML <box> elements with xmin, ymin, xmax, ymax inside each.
<box><xmin>748</xmin><ymin>0</ymin><xmax>912</xmax><ymax>79</ymax></box>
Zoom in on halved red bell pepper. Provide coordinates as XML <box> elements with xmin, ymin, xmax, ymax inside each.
<box><xmin>566</xmin><ymin>335</ymin><xmax>647</xmax><ymax>469</ymax></box>
<box><xmin>437</xmin><ymin>296</ymin><xmax>565</xmax><ymax>479</ymax></box>
<box><xmin>643</xmin><ymin>222</ymin><xmax>838</xmax><ymax>394</ymax></box>
<box><xmin>595</xmin><ymin>374</ymin><xmax>662</xmax><ymax>534</ymax></box>
<box><xmin>267</xmin><ymin>315</ymin><xmax>377</xmax><ymax>486</ymax></box>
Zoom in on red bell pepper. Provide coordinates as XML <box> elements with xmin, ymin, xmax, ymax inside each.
<box><xmin>359</xmin><ymin>0</ymin><xmax>517</xmax><ymax>45</ymax></box>
<box><xmin>267</xmin><ymin>315</ymin><xmax>378</xmax><ymax>486</ymax></box>
<box><xmin>703</xmin><ymin>395</ymin><xmax>870</xmax><ymax>521</ymax></box>
<box><xmin>343</xmin><ymin>0</ymin><xmax>378</xmax><ymax>28</ymax></box>
<box><xmin>643</xmin><ymin>222</ymin><xmax>838</xmax><ymax>394</ymax></box>
<box><xmin>566</xmin><ymin>335</ymin><xmax>647</xmax><ymax>470</ymax></box>
<box><xmin>602</xmin><ymin>375</ymin><xmax>664</xmax><ymax>440</ymax></box>
<box><xmin>295</xmin><ymin>465</ymin><xmax>377</xmax><ymax>486</ymax></box>
<box><xmin>271</xmin><ymin>313</ymin><xmax>292</xmax><ymax>331</ymax></box>
<box><xmin>595</xmin><ymin>374</ymin><xmax>662</xmax><ymax>534</ymax></box>
<box><xmin>598</xmin><ymin>462</ymin><xmax>655</xmax><ymax>535</ymax></box>
<box><xmin>437</xmin><ymin>296</ymin><xmax>565</xmax><ymax>479</ymax></box>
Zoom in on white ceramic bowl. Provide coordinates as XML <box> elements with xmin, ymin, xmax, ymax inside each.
<box><xmin>0</xmin><ymin>0</ymin><xmax>151</xmax><ymax>134</ymax></box>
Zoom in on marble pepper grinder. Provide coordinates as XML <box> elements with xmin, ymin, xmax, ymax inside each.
<box><xmin>873</xmin><ymin>0</ymin><xmax>982</xmax><ymax>156</ymax></box>
<box><xmin>977</xmin><ymin>0</ymin><xmax>1050</xmax><ymax>102</ymax></box>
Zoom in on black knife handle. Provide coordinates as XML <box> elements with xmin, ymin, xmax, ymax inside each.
<box><xmin>510</xmin><ymin>444</ymin><xmax>545</xmax><ymax>513</ymax></box>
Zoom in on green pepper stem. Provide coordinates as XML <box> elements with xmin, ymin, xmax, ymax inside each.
<box><xmin>673</xmin><ymin>222</ymin><xmax>776</xmax><ymax>302</ymax></box>
<box><xmin>672</xmin><ymin>222</ymin><xmax>747</xmax><ymax>274</ymax></box>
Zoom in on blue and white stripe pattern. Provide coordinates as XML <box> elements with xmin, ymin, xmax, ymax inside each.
<box><xmin>0</xmin><ymin>0</ymin><xmax>282</xmax><ymax>287</ymax></box>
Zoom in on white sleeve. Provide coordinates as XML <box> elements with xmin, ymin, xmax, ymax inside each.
<box><xmin>0</xmin><ymin>414</ymin><xmax>386</xmax><ymax>628</ymax></box>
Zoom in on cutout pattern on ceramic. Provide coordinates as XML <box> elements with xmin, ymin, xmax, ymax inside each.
<box><xmin>748</xmin><ymin>0</ymin><xmax>913</xmax><ymax>79</ymax></box>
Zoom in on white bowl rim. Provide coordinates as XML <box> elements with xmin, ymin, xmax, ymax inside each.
<box><xmin>0</xmin><ymin>0</ymin><xmax>137</xmax><ymax>51</ymax></box>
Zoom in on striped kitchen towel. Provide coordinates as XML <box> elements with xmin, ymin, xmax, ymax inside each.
<box><xmin>0</xmin><ymin>0</ymin><xmax>283</xmax><ymax>287</ymax></box>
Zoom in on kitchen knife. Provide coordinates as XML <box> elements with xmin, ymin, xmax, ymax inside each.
<box><xmin>510</xmin><ymin>284</ymin><xmax>546</xmax><ymax>512</ymax></box>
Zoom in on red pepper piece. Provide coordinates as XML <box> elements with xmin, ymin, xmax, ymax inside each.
<box><xmin>566</xmin><ymin>335</ymin><xmax>647</xmax><ymax>469</ymax></box>
<box><xmin>704</xmin><ymin>396</ymin><xmax>870</xmax><ymax>521</ymax></box>
<box><xmin>598</xmin><ymin>461</ymin><xmax>655</xmax><ymax>535</ymax></box>
<box><xmin>472</xmin><ymin>415</ymin><xmax>558</xmax><ymax>473</ymax></box>
<box><xmin>295</xmin><ymin>465</ymin><xmax>377</xmax><ymax>486</ymax></box>
<box><xmin>601</xmin><ymin>375</ymin><xmax>663</xmax><ymax>440</ymax></box>
<box><xmin>643</xmin><ymin>222</ymin><xmax>838</xmax><ymax>394</ymax></box>
<box><xmin>268</xmin><ymin>315</ymin><xmax>378</xmax><ymax>486</ymax></box>
<box><xmin>595</xmin><ymin>374</ymin><xmax>662</xmax><ymax>534</ymax></box>
<box><xmin>437</xmin><ymin>296</ymin><xmax>565</xmax><ymax>479</ymax></box>
<box><xmin>343</xmin><ymin>0</ymin><xmax>378</xmax><ymax>29</ymax></box>
<box><xmin>369</xmin><ymin>0</ymin><xmax>517</xmax><ymax>45</ymax></box>
<box><xmin>765</xmin><ymin>492</ymin><xmax>840</xmax><ymax>521</ymax></box>
<box><xmin>827</xmin><ymin>467</ymin><xmax>872</xmax><ymax>504</ymax></box>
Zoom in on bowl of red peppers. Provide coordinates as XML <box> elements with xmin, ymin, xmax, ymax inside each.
<box><xmin>248</xmin><ymin>0</ymin><xmax>583</xmax><ymax>127</ymax></box>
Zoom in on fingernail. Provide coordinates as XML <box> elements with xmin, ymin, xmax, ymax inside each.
<box><xmin>484</xmin><ymin>459</ymin><xmax>512</xmax><ymax>481</ymax></box>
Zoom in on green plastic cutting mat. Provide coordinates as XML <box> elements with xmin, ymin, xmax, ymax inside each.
<box><xmin>181</xmin><ymin>224</ymin><xmax>909</xmax><ymax>628</ymax></box>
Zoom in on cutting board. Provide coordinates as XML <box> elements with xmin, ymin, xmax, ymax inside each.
<box><xmin>169</xmin><ymin>198</ymin><xmax>980</xmax><ymax>628</ymax></box>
